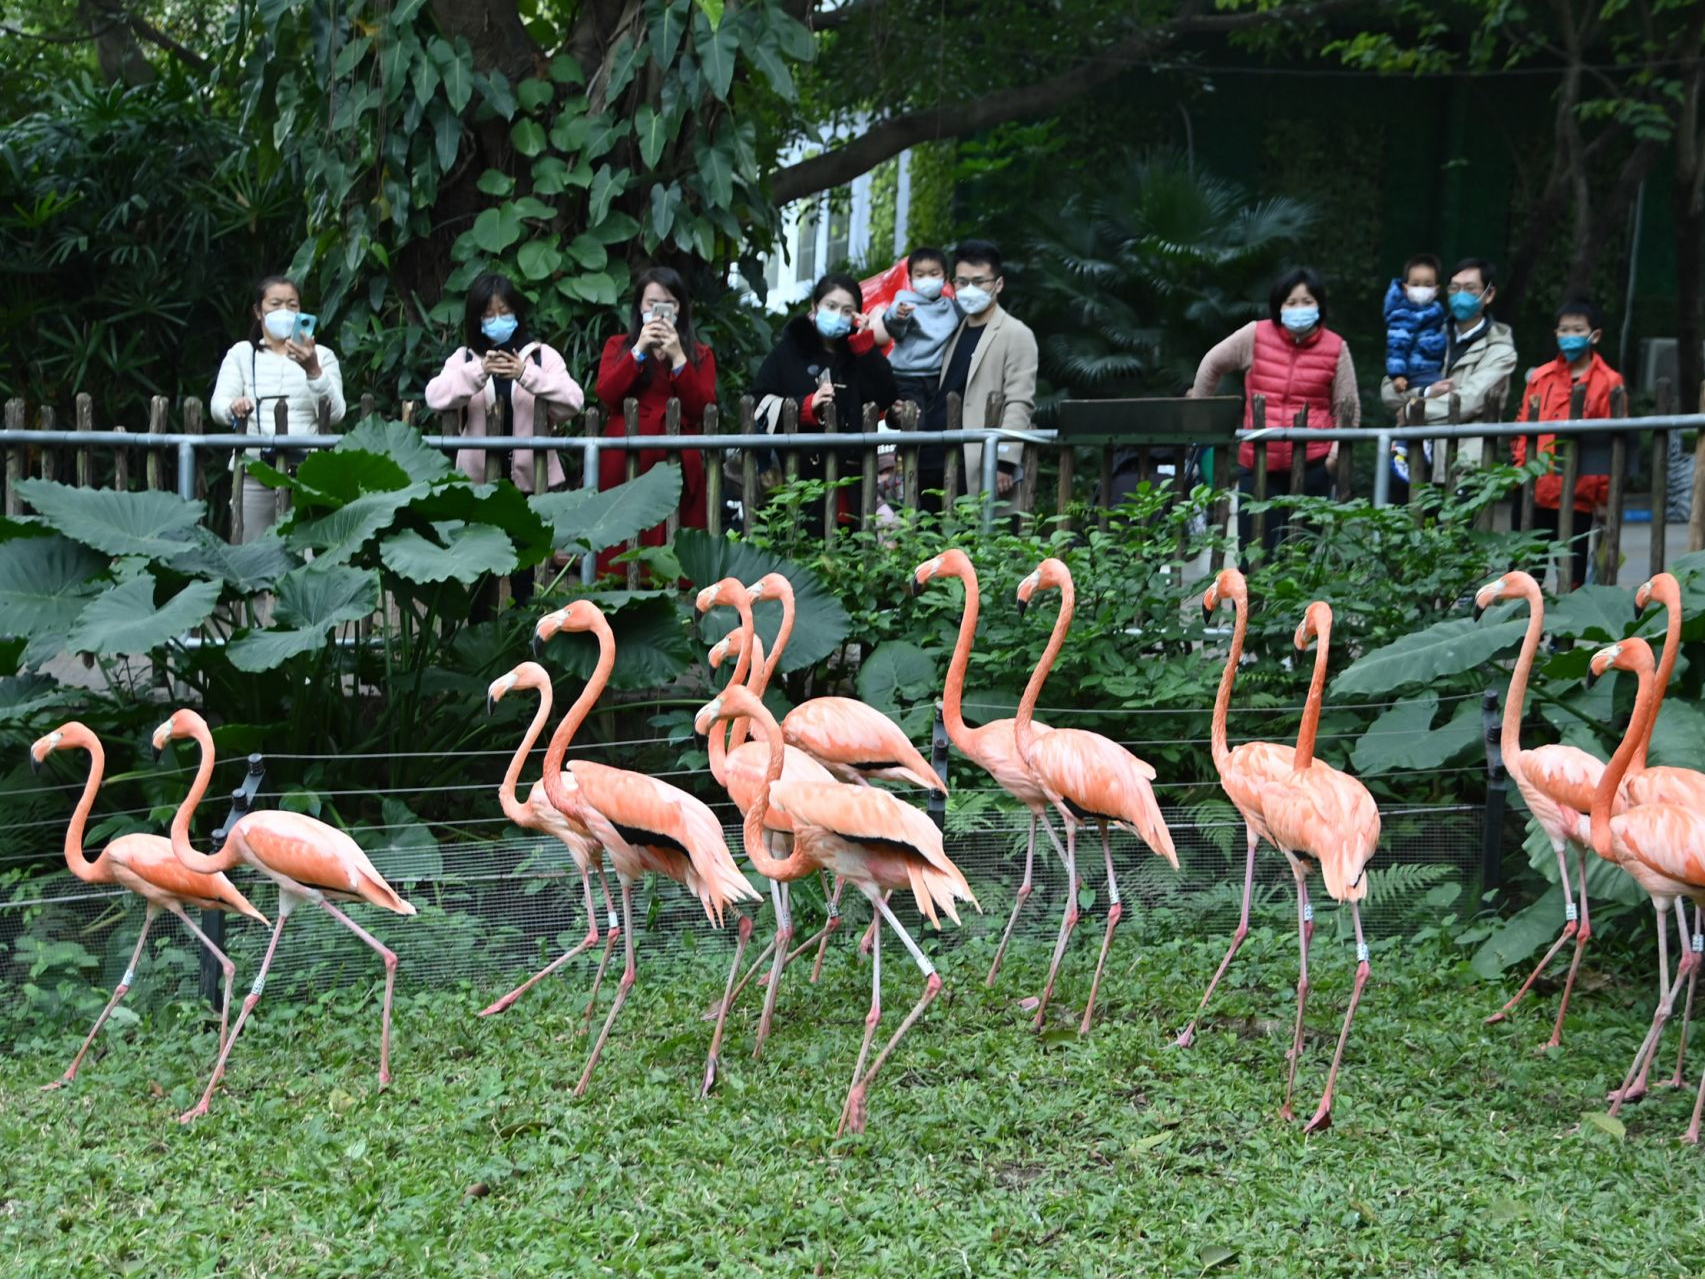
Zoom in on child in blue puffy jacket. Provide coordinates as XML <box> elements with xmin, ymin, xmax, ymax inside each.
<box><xmin>1383</xmin><ymin>253</ymin><xmax>1447</xmax><ymax>396</ymax></box>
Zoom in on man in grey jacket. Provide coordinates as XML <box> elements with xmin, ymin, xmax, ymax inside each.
<box><xmin>927</xmin><ymin>240</ymin><xmax>1038</xmax><ymax>508</ymax></box>
<box><xmin>1382</xmin><ymin>257</ymin><xmax>1517</xmax><ymax>490</ymax></box>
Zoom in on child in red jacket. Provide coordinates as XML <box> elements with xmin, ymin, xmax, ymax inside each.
<box><xmin>1512</xmin><ymin>298</ymin><xmax>1623</xmax><ymax>589</ymax></box>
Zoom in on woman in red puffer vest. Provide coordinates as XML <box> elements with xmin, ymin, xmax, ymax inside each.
<box><xmin>1189</xmin><ymin>267</ymin><xmax>1361</xmax><ymax>560</ymax></box>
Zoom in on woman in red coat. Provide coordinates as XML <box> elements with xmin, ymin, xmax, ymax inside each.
<box><xmin>594</xmin><ymin>267</ymin><xmax>714</xmax><ymax>577</ymax></box>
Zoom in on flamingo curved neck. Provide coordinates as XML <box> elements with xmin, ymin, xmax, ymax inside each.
<box><xmin>940</xmin><ymin>563</ymin><xmax>979</xmax><ymax>750</ymax></box>
<box><xmin>740</xmin><ymin>699</ymin><xmax>815</xmax><ymax>880</ymax></box>
<box><xmin>1016</xmin><ymin>577</ymin><xmax>1073</xmax><ymax>759</ymax></box>
<box><xmin>168</xmin><ymin>724</ymin><xmax>240</xmax><ymax>874</ymax></box>
<box><xmin>725</xmin><ymin>592</ymin><xmax>759</xmax><ymax>755</ymax></box>
<box><xmin>542</xmin><ymin>620</ymin><xmax>616</xmax><ymax>818</ymax></box>
<box><xmin>1632</xmin><ymin>585</ymin><xmax>1681</xmax><ymax>773</ymax></box>
<box><xmin>1211</xmin><ymin>591</ymin><xmax>1248</xmax><ymax>770</ymax></box>
<box><xmin>754</xmin><ymin>580</ymin><xmax>796</xmax><ymax>697</ymax></box>
<box><xmin>1502</xmin><ymin>581</ymin><xmax>1546</xmax><ymax>775</ymax></box>
<box><xmin>61</xmin><ymin>732</ymin><xmax>110</xmax><ymax>884</ymax></box>
<box><xmin>1593</xmin><ymin>652</ymin><xmax>1659</xmax><ymax>856</ymax></box>
<box><xmin>500</xmin><ymin>681</ymin><xmax>553</xmax><ymax>826</ymax></box>
<box><xmin>1292</xmin><ymin>617</ymin><xmax>1331</xmax><ymax>771</ymax></box>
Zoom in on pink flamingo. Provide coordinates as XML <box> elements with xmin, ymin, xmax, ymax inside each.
<box><xmin>29</xmin><ymin>722</ymin><xmax>266</xmax><ymax>1089</ymax></box>
<box><xmin>1174</xmin><ymin>566</ymin><xmax>1307</xmax><ymax>1049</ymax></box>
<box><xmin>693</xmin><ymin>578</ymin><xmax>837</xmax><ymax>1089</ymax></box>
<box><xmin>694</xmin><ymin>683</ymin><xmax>976</xmax><ymax>1135</ymax></box>
<box><xmin>1264</xmin><ymin>603</ymin><xmax>1381</xmax><ymax>1131</ymax></box>
<box><xmin>155</xmin><ymin>709</ymin><xmax>416</xmax><ymax>1123</ymax></box>
<box><xmin>1583</xmin><ymin>638</ymin><xmax>1705</xmax><ymax>1138</ymax></box>
<box><xmin>745</xmin><ymin>570</ymin><xmax>946</xmax><ymax>969</ymax></box>
<box><xmin>533</xmin><ymin>601</ymin><xmax>761</xmax><ymax>1096</ymax></box>
<box><xmin>1013</xmin><ymin>558</ymin><xmax>1177</xmax><ymax>1034</ymax></box>
<box><xmin>476</xmin><ymin>662</ymin><xmax>619</xmax><ymax>1027</ymax></box>
<box><xmin>1475</xmin><ymin>571</ymin><xmax>1610</xmax><ymax>1045</ymax></box>
<box><xmin>912</xmin><ymin>548</ymin><xmax>1064</xmax><ymax>987</ymax></box>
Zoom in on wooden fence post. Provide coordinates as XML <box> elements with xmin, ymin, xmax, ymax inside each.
<box><xmin>740</xmin><ymin>396</ymin><xmax>759</xmax><ymax>536</ymax></box>
<box><xmin>704</xmin><ymin>403</ymin><xmax>723</xmax><ymax>539</ymax></box>
<box><xmin>1209</xmin><ymin>439</ymin><xmax>1233</xmax><ymax>571</ymax></box>
<box><xmin>1601</xmin><ymin>385</ymin><xmax>1628</xmax><ymax>585</ymax></box>
<box><xmin>1402</xmin><ymin>396</ymin><xmax>1426</xmax><ymax>510</ymax></box>
<box><xmin>75</xmin><ymin>393</ymin><xmax>94</xmax><ymax>487</ymax></box>
<box><xmin>1250</xmin><ymin>394</ymin><xmax>1268</xmax><ymax>552</ymax></box>
<box><xmin>1651</xmin><ymin>378</ymin><xmax>1673</xmax><ymax>577</ymax></box>
<box><xmin>1555</xmin><ymin>384</ymin><xmax>1585</xmax><ymax>593</ymax></box>
<box><xmin>146</xmin><ymin>396</ymin><xmax>166</xmax><ymax>493</ymax></box>
<box><xmin>902</xmin><ymin>400</ymin><xmax>922</xmax><ymax>512</ymax></box>
<box><xmin>1689</xmin><ymin>382</ymin><xmax>1705</xmax><ymax>553</ymax></box>
<box><xmin>1289</xmin><ymin>404</ymin><xmax>1308</xmax><ymax>497</ymax></box>
<box><xmin>860</xmin><ymin>402</ymin><xmax>879</xmax><ymax>525</ymax></box>
<box><xmin>665</xmin><ymin>397</ymin><xmax>683</xmax><ymax>545</ymax></box>
<box><xmin>780</xmin><ymin>396</ymin><xmax>799</xmax><ymax>486</ymax></box>
<box><xmin>1055</xmin><ymin>436</ymin><xmax>1074</xmax><ymax>531</ymax></box>
<box><xmin>821</xmin><ymin>399</ymin><xmax>839</xmax><ymax>538</ymax></box>
<box><xmin>1519</xmin><ymin>395</ymin><xmax>1539</xmax><ymax>533</ymax></box>
<box><xmin>3</xmin><ymin>399</ymin><xmax>23</xmax><ymax>516</ymax></box>
<box><xmin>113</xmin><ymin>427</ymin><xmax>129</xmax><ymax>491</ymax></box>
<box><xmin>38</xmin><ymin>405</ymin><xmax>57</xmax><ymax>484</ymax></box>
<box><xmin>530</xmin><ymin>399</ymin><xmax>548</xmax><ymax>502</ymax></box>
<box><xmin>360</xmin><ymin>393</ymin><xmax>376</xmax><ymax>419</ymax></box>
<box><xmin>941</xmin><ymin>394</ymin><xmax>961</xmax><ymax>511</ymax></box>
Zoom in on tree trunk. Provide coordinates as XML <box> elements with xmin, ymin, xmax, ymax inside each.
<box><xmin>1673</xmin><ymin>35</ymin><xmax>1705</xmax><ymax>412</ymax></box>
<box><xmin>79</xmin><ymin>0</ymin><xmax>156</xmax><ymax>86</ymax></box>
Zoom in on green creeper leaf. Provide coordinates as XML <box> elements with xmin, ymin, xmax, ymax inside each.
<box><xmin>1350</xmin><ymin>692</ymin><xmax>1482</xmax><ymax>775</ymax></box>
<box><xmin>549</xmin><ymin>109</ymin><xmax>593</xmax><ymax>154</ymax></box>
<box><xmin>1331</xmin><ymin>618</ymin><xmax>1528</xmax><ymax>698</ymax></box>
<box><xmin>511</xmin><ymin>118</ymin><xmax>547</xmax><ymax>156</ymax></box>
<box><xmin>530</xmin><ymin>465</ymin><xmax>682</xmax><ymax>554</ymax></box>
<box><xmin>693</xmin><ymin>10</ymin><xmax>739</xmax><ymax>99</ymax></box>
<box><xmin>586</xmin><ymin>118</ymin><xmax>629</xmax><ymax>162</ymax></box>
<box><xmin>412</xmin><ymin>47</ymin><xmax>440</xmax><ymax>106</ymax></box>
<box><xmin>587</xmin><ymin>210</ymin><xmax>641</xmax><ymax>245</ymax></box>
<box><xmin>476</xmin><ymin>168</ymin><xmax>515</xmax><ymax>197</ymax></box>
<box><xmin>66</xmin><ymin>574</ymin><xmax>221</xmax><ymax>656</ymax></box>
<box><xmin>648</xmin><ymin>180</ymin><xmax>680</xmax><ymax>242</ymax></box>
<box><xmin>746</xmin><ymin>37</ymin><xmax>795</xmax><ymax>100</ymax></box>
<box><xmin>381</xmin><ymin>521</ymin><xmax>517</xmax><ymax>584</ymax></box>
<box><xmin>433</xmin><ymin>38</ymin><xmax>474</xmax><ymax>111</ymax></box>
<box><xmin>547</xmin><ymin>53</ymin><xmax>585</xmax><ymax>84</ymax></box>
<box><xmin>225</xmin><ymin>563</ymin><xmax>380</xmax><ymax>673</ymax></box>
<box><xmin>510</xmin><ymin>195</ymin><xmax>555</xmax><ymax>220</ymax></box>
<box><xmin>768</xmin><ymin>10</ymin><xmax>815</xmax><ymax>60</ymax></box>
<box><xmin>565</xmin><ymin>234</ymin><xmax>608</xmax><ymax>270</ymax></box>
<box><xmin>530</xmin><ymin>156</ymin><xmax>570</xmax><ymax>194</ymax></box>
<box><xmin>587</xmin><ymin>166</ymin><xmax>629</xmax><ymax>225</ymax></box>
<box><xmin>557</xmin><ymin>271</ymin><xmax>618</xmax><ymax>306</ymax></box>
<box><xmin>634</xmin><ymin>104</ymin><xmax>668</xmax><ymax>169</ymax></box>
<box><xmin>694</xmin><ymin>131</ymin><xmax>734</xmax><ymax>208</ymax></box>
<box><xmin>0</xmin><ymin>534</ymin><xmax>104</xmax><ymax>662</ymax></box>
<box><xmin>604</xmin><ymin>35</ymin><xmax>644</xmax><ymax>100</ymax></box>
<box><xmin>677</xmin><ymin>528</ymin><xmax>851</xmax><ymax>674</ymax></box>
<box><xmin>476</xmin><ymin>70</ymin><xmax>517</xmax><ymax>120</ymax></box>
<box><xmin>16</xmin><ymin>479</ymin><xmax>202</xmax><ymax>558</ymax></box>
<box><xmin>516</xmin><ymin>239</ymin><xmax>564</xmax><ymax>281</ymax></box>
<box><xmin>650</xmin><ymin>0</ymin><xmax>690</xmax><ymax>66</ymax></box>
<box><xmin>516</xmin><ymin>77</ymin><xmax>554</xmax><ymax>111</ymax></box>
<box><xmin>337</xmin><ymin>419</ymin><xmax>453</xmax><ymax>485</ymax></box>
<box><xmin>431</xmin><ymin>100</ymin><xmax>462</xmax><ymax>171</ymax></box>
<box><xmin>472</xmin><ymin>204</ymin><xmax>524</xmax><ymax>253</ymax></box>
<box><xmin>287</xmin><ymin>485</ymin><xmax>431</xmax><ymax>566</ymax></box>
<box><xmin>693</xmin><ymin>0</ymin><xmax>725</xmax><ymax>28</ymax></box>
<box><xmin>333</xmin><ymin>34</ymin><xmax>371</xmax><ymax>78</ymax></box>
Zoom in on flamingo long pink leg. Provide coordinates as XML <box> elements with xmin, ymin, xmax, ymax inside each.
<box><xmin>1303</xmin><ymin>899</ymin><xmax>1370</xmax><ymax>1134</ymax></box>
<box><xmin>318</xmin><ymin>900</ymin><xmax>400</xmax><ymax>1086</ymax></box>
<box><xmin>704</xmin><ymin>934</ymin><xmax>778</xmax><ymax>1022</ymax></box>
<box><xmin>987</xmin><ymin>812</ymin><xmax>1040</xmax><ymax>988</ymax></box>
<box><xmin>836</xmin><ymin>910</ymin><xmax>882</xmax><ymax>1137</ymax></box>
<box><xmin>1176</xmin><ymin>825</ymin><xmax>1260</xmax><ymax>1048</ymax></box>
<box><xmin>838</xmin><ymin>892</ymin><xmax>943</xmax><ymax>1136</ymax></box>
<box><xmin>1280</xmin><ymin>875</ymin><xmax>1313</xmax><ymax>1122</ymax></box>
<box><xmin>1079</xmin><ymin>822</ymin><xmax>1124</xmax><ymax>1034</ymax></box>
<box><xmin>701</xmin><ymin>913</ymin><xmax>754</xmax><ymax>1097</ymax></box>
<box><xmin>1543</xmin><ymin>841</ymin><xmax>1595</xmax><ymax>1049</ymax></box>
<box><xmin>479</xmin><ymin>871</ymin><xmax>604</xmax><ymax>1017</ymax></box>
<box><xmin>1031</xmin><ymin>812</ymin><xmax>1081</xmax><ymax>1032</ymax></box>
<box><xmin>180</xmin><ymin>895</ymin><xmax>297</xmax><ymax>1123</ymax></box>
<box><xmin>753</xmin><ymin>880</ymin><xmax>794</xmax><ymax>1058</ymax></box>
<box><xmin>43</xmin><ymin>904</ymin><xmax>158</xmax><ymax>1090</ymax></box>
<box><xmin>809</xmin><ymin>872</ymin><xmax>843</xmax><ymax>982</ymax></box>
<box><xmin>1485</xmin><ymin>837</ymin><xmax>1580</xmax><ymax>1026</ymax></box>
<box><xmin>168</xmin><ymin>903</ymin><xmax>240</xmax><ymax>1053</ymax></box>
<box><xmin>575</xmin><ymin>880</ymin><xmax>637</xmax><ymax>1097</ymax></box>
<box><xmin>1665</xmin><ymin>905</ymin><xmax>1702</xmax><ymax>1089</ymax></box>
<box><xmin>1609</xmin><ymin>928</ymin><xmax>1692</xmax><ymax>1118</ymax></box>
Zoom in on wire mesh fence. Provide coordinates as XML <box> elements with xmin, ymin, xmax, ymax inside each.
<box><xmin>0</xmin><ymin>799</ymin><xmax>1484</xmax><ymax>1017</ymax></box>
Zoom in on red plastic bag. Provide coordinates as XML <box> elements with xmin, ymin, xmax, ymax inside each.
<box><xmin>859</xmin><ymin>257</ymin><xmax>913</xmax><ymax>319</ymax></box>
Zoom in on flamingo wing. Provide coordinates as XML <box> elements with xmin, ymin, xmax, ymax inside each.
<box><xmin>724</xmin><ymin>743</ymin><xmax>836</xmax><ymax>829</ymax></box>
<box><xmin>233</xmin><ymin>811</ymin><xmax>416</xmax><ymax>915</ymax></box>
<box><xmin>1259</xmin><ymin>764</ymin><xmax>1381</xmax><ymax>902</ymax></box>
<box><xmin>570</xmin><ymin>761</ymin><xmax>759</xmax><ymax>924</ymax></box>
<box><xmin>783</xmin><ymin>697</ymin><xmax>947</xmax><ymax>793</ymax></box>
<box><xmin>109</xmin><ymin>834</ymin><xmax>268</xmax><ymax>922</ymax></box>
<box><xmin>521</xmin><ymin>780</ymin><xmax>602</xmax><ymax>870</ymax></box>
<box><xmin>960</xmin><ymin>719</ymin><xmax>1053</xmax><ymax>807</ymax></box>
<box><xmin>1218</xmin><ymin>740</ymin><xmax>1295</xmax><ymax>839</ymax></box>
<box><xmin>1613</xmin><ymin>804</ymin><xmax>1705</xmax><ymax>890</ymax></box>
<box><xmin>1623</xmin><ymin>765</ymin><xmax>1705</xmax><ymax>813</ymax></box>
<box><xmin>769</xmin><ymin>780</ymin><xmax>977</xmax><ymax>925</ymax></box>
<box><xmin>1522</xmin><ymin>744</ymin><xmax>1605</xmax><ymax>820</ymax></box>
<box><xmin>1029</xmin><ymin>729</ymin><xmax>1175</xmax><ymax>862</ymax></box>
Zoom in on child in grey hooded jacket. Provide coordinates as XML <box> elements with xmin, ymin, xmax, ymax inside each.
<box><xmin>873</xmin><ymin>246</ymin><xmax>962</xmax><ymax>415</ymax></box>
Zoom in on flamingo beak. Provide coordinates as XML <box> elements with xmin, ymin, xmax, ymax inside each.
<box><xmin>1015</xmin><ymin>598</ymin><xmax>1028</xmax><ymax>619</ymax></box>
<box><xmin>1586</xmin><ymin>666</ymin><xmax>1601</xmax><ymax>691</ymax></box>
<box><xmin>1202</xmin><ymin>601</ymin><xmax>1214</xmax><ymax>625</ymax></box>
<box><xmin>530</xmin><ymin>630</ymin><xmax>544</xmax><ymax>659</ymax></box>
<box><xmin>485</xmin><ymin>693</ymin><xmax>496</xmax><ymax>717</ymax></box>
<box><xmin>29</xmin><ymin>751</ymin><xmax>41</xmax><ymax>776</ymax></box>
<box><xmin>1473</xmin><ymin>602</ymin><xmax>1485</xmax><ymax>622</ymax></box>
<box><xmin>904</xmin><ymin>575</ymin><xmax>916</xmax><ymax>599</ymax></box>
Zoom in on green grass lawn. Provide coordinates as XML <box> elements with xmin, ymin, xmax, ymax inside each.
<box><xmin>4</xmin><ymin>922</ymin><xmax>1703</xmax><ymax>1278</ymax></box>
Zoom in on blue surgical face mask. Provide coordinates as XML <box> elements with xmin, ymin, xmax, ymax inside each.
<box><xmin>1558</xmin><ymin>333</ymin><xmax>1593</xmax><ymax>361</ymax></box>
<box><xmin>815</xmin><ymin>308</ymin><xmax>853</xmax><ymax>340</ymax></box>
<box><xmin>262</xmin><ymin>309</ymin><xmax>297</xmax><ymax>341</ymax></box>
<box><xmin>911</xmin><ymin>276</ymin><xmax>945</xmax><ymax>302</ymax></box>
<box><xmin>482</xmin><ymin>314</ymin><xmax>518</xmax><ymax>345</ymax></box>
<box><xmin>1281</xmin><ymin>305</ymin><xmax>1319</xmax><ymax>333</ymax></box>
<box><xmin>1449</xmin><ymin>290</ymin><xmax>1484</xmax><ymax>322</ymax></box>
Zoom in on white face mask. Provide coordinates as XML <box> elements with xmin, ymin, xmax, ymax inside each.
<box><xmin>262</xmin><ymin>310</ymin><xmax>297</xmax><ymax>340</ymax></box>
<box><xmin>911</xmin><ymin>277</ymin><xmax>945</xmax><ymax>302</ymax></box>
<box><xmin>956</xmin><ymin>284</ymin><xmax>994</xmax><ymax>315</ymax></box>
<box><xmin>1406</xmin><ymin>285</ymin><xmax>1438</xmax><ymax>306</ymax></box>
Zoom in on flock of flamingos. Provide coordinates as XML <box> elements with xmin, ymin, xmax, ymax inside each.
<box><xmin>26</xmin><ymin>550</ymin><xmax>1705</xmax><ymax>1141</ymax></box>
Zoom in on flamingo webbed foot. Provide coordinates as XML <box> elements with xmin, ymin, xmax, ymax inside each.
<box><xmin>1302</xmin><ymin>1105</ymin><xmax>1333</xmax><ymax>1134</ymax></box>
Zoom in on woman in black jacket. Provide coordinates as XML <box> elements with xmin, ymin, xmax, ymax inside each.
<box><xmin>752</xmin><ymin>272</ymin><xmax>898</xmax><ymax>529</ymax></box>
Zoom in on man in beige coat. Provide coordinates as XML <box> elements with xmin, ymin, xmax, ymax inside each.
<box><xmin>926</xmin><ymin>240</ymin><xmax>1037</xmax><ymax>507</ymax></box>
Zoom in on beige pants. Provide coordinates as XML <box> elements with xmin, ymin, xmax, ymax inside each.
<box><xmin>235</xmin><ymin>470</ymin><xmax>284</xmax><ymax>543</ymax></box>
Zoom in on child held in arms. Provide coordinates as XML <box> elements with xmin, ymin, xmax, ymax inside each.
<box><xmin>870</xmin><ymin>246</ymin><xmax>961</xmax><ymax>416</ymax></box>
<box><xmin>1383</xmin><ymin>253</ymin><xmax>1447</xmax><ymax>399</ymax></box>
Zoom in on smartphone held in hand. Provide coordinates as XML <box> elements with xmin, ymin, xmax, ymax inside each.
<box><xmin>293</xmin><ymin>313</ymin><xmax>318</xmax><ymax>343</ymax></box>
<box><xmin>649</xmin><ymin>301</ymin><xmax>677</xmax><ymax>325</ymax></box>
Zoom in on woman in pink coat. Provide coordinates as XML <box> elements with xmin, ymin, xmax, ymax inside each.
<box><xmin>425</xmin><ymin>273</ymin><xmax>584</xmax><ymax>615</ymax></box>
<box><xmin>425</xmin><ymin>273</ymin><xmax>584</xmax><ymax>493</ymax></box>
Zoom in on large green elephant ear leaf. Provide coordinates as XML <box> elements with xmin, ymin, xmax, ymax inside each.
<box><xmin>534</xmin><ymin>594</ymin><xmax>694</xmax><ymax>689</ymax></box>
<box><xmin>1349</xmin><ymin>692</ymin><xmax>1483</xmax><ymax>775</ymax></box>
<box><xmin>167</xmin><ymin>528</ymin><xmax>296</xmax><ymax>592</ymax></box>
<box><xmin>66</xmin><ymin>573</ymin><xmax>222</xmax><ymax>656</ymax></box>
<box><xmin>856</xmin><ymin>640</ymin><xmax>938</xmax><ymax>738</ymax></box>
<box><xmin>223</xmin><ymin>563</ymin><xmax>379</xmax><ymax>673</ymax></box>
<box><xmin>1331</xmin><ymin>617</ymin><xmax>1527</xmax><ymax>698</ymax></box>
<box><xmin>294</xmin><ymin>448</ymin><xmax>414</xmax><ymax>504</ymax></box>
<box><xmin>0</xmin><ymin>534</ymin><xmax>106</xmax><ymax>666</ymax></box>
<box><xmin>675</xmin><ymin>528</ymin><xmax>851</xmax><ymax>674</ymax></box>
<box><xmin>15</xmin><ymin>479</ymin><xmax>203</xmax><ymax>557</ymax></box>
<box><xmin>285</xmin><ymin>483</ymin><xmax>432</xmax><ymax>565</ymax></box>
<box><xmin>336</xmin><ymin>418</ymin><xmax>454</xmax><ymax>484</ymax></box>
<box><xmin>381</xmin><ymin>521</ymin><xmax>518</xmax><ymax>584</ymax></box>
<box><xmin>531</xmin><ymin>465</ymin><xmax>682</xmax><ymax>554</ymax></box>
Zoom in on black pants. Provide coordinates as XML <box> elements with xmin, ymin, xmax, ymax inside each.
<box><xmin>1529</xmin><ymin>504</ymin><xmax>1594</xmax><ymax>590</ymax></box>
<box><xmin>1237</xmin><ymin>460</ymin><xmax>1332</xmax><ymax>562</ymax></box>
<box><xmin>470</xmin><ymin>569</ymin><xmax>535</xmax><ymax>624</ymax></box>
